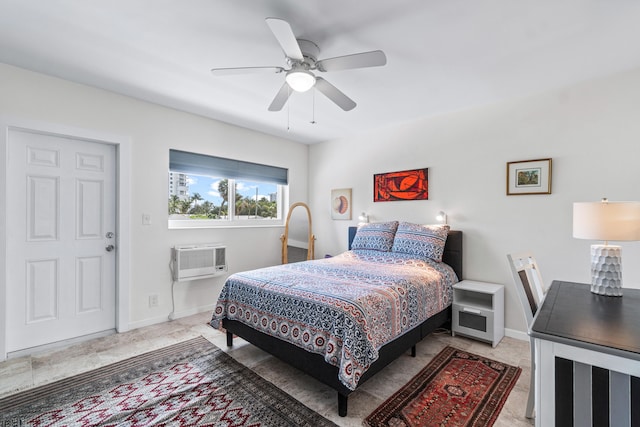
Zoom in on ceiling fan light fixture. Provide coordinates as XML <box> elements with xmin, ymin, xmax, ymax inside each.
<box><xmin>286</xmin><ymin>70</ymin><xmax>316</xmax><ymax>92</ymax></box>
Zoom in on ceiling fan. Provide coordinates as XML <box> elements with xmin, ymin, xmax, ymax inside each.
<box><xmin>211</xmin><ymin>18</ymin><xmax>387</xmax><ymax>112</ymax></box>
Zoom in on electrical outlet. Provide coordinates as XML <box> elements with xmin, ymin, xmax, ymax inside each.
<box><xmin>142</xmin><ymin>213</ymin><xmax>151</xmax><ymax>225</ymax></box>
<box><xmin>149</xmin><ymin>294</ymin><xmax>158</xmax><ymax>308</ymax></box>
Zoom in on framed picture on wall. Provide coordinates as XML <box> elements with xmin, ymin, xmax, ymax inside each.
<box><xmin>506</xmin><ymin>158</ymin><xmax>552</xmax><ymax>195</ymax></box>
<box><xmin>331</xmin><ymin>188</ymin><xmax>352</xmax><ymax>220</ymax></box>
<box><xmin>374</xmin><ymin>168</ymin><xmax>429</xmax><ymax>202</ymax></box>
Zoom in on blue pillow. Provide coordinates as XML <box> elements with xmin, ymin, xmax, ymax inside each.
<box><xmin>351</xmin><ymin>221</ymin><xmax>399</xmax><ymax>252</ymax></box>
<box><xmin>391</xmin><ymin>222</ymin><xmax>450</xmax><ymax>262</ymax></box>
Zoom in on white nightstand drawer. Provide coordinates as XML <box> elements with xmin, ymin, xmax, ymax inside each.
<box><xmin>453</xmin><ymin>303</ymin><xmax>495</xmax><ymax>340</ymax></box>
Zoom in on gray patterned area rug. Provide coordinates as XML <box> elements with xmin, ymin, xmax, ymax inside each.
<box><xmin>0</xmin><ymin>336</ymin><xmax>338</xmax><ymax>426</ymax></box>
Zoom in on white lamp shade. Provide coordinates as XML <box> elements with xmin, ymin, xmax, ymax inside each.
<box><xmin>573</xmin><ymin>201</ymin><xmax>640</xmax><ymax>241</ymax></box>
<box><xmin>285</xmin><ymin>70</ymin><xmax>316</xmax><ymax>92</ymax></box>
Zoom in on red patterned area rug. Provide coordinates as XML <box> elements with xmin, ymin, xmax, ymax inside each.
<box><xmin>364</xmin><ymin>346</ymin><xmax>521</xmax><ymax>427</ymax></box>
<box><xmin>0</xmin><ymin>336</ymin><xmax>337</xmax><ymax>427</ymax></box>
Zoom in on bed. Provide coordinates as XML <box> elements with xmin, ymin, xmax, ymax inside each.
<box><xmin>210</xmin><ymin>222</ymin><xmax>463</xmax><ymax>416</ymax></box>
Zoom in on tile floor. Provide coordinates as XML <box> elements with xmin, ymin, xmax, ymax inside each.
<box><xmin>0</xmin><ymin>312</ymin><xmax>534</xmax><ymax>426</ymax></box>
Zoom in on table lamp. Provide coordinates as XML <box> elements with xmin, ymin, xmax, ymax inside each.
<box><xmin>573</xmin><ymin>199</ymin><xmax>640</xmax><ymax>296</ymax></box>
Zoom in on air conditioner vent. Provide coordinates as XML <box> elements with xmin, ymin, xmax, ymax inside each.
<box><xmin>215</xmin><ymin>247</ymin><xmax>226</xmax><ymax>271</ymax></box>
<box><xmin>172</xmin><ymin>244</ymin><xmax>227</xmax><ymax>281</ymax></box>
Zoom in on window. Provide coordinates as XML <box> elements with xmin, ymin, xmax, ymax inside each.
<box><xmin>168</xmin><ymin>149</ymin><xmax>288</xmax><ymax>228</ymax></box>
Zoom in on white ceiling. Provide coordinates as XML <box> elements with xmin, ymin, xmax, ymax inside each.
<box><xmin>2</xmin><ymin>0</ymin><xmax>640</xmax><ymax>144</ymax></box>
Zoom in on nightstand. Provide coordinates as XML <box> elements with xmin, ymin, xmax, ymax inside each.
<box><xmin>452</xmin><ymin>280</ymin><xmax>505</xmax><ymax>347</ymax></box>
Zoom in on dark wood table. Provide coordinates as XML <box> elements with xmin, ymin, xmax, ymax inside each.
<box><xmin>530</xmin><ymin>280</ymin><xmax>640</xmax><ymax>427</ymax></box>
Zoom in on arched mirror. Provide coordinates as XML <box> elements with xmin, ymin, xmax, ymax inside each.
<box><xmin>281</xmin><ymin>202</ymin><xmax>315</xmax><ymax>264</ymax></box>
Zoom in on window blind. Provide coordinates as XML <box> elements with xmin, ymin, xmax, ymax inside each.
<box><xmin>169</xmin><ymin>149</ymin><xmax>288</xmax><ymax>185</ymax></box>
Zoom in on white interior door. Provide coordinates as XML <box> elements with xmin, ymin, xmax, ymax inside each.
<box><xmin>6</xmin><ymin>129</ymin><xmax>116</xmax><ymax>353</ymax></box>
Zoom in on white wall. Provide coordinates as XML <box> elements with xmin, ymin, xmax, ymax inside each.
<box><xmin>0</xmin><ymin>63</ymin><xmax>309</xmax><ymax>328</ymax></box>
<box><xmin>4</xmin><ymin>61</ymin><xmax>640</xmax><ymax>338</ymax></box>
<box><xmin>309</xmin><ymin>68</ymin><xmax>640</xmax><ymax>337</ymax></box>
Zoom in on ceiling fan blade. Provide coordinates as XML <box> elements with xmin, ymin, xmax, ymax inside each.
<box><xmin>211</xmin><ymin>66</ymin><xmax>284</xmax><ymax>76</ymax></box>
<box><xmin>314</xmin><ymin>77</ymin><xmax>356</xmax><ymax>111</ymax></box>
<box><xmin>268</xmin><ymin>82</ymin><xmax>292</xmax><ymax>111</ymax></box>
<box><xmin>265</xmin><ymin>18</ymin><xmax>304</xmax><ymax>61</ymax></box>
<box><xmin>316</xmin><ymin>50</ymin><xmax>387</xmax><ymax>72</ymax></box>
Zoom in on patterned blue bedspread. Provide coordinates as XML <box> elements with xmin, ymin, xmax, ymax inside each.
<box><xmin>210</xmin><ymin>250</ymin><xmax>458</xmax><ymax>390</ymax></box>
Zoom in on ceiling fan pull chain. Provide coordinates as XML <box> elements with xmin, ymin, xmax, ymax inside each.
<box><xmin>311</xmin><ymin>89</ymin><xmax>317</xmax><ymax>124</ymax></box>
<box><xmin>287</xmin><ymin>85</ymin><xmax>291</xmax><ymax>131</ymax></box>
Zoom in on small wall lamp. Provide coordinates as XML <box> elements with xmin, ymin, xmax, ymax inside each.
<box><xmin>436</xmin><ymin>211</ymin><xmax>447</xmax><ymax>225</ymax></box>
<box><xmin>358</xmin><ymin>212</ymin><xmax>369</xmax><ymax>223</ymax></box>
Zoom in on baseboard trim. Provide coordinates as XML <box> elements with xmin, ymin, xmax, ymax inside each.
<box><xmin>129</xmin><ymin>304</ymin><xmax>215</xmax><ymax>330</ymax></box>
<box><xmin>128</xmin><ymin>308</ymin><xmax>530</xmax><ymax>341</ymax></box>
<box><xmin>168</xmin><ymin>304</ymin><xmax>216</xmax><ymax>321</ymax></box>
<box><xmin>505</xmin><ymin>328</ymin><xmax>529</xmax><ymax>342</ymax></box>
<box><xmin>127</xmin><ymin>315</ymin><xmax>169</xmax><ymax>330</ymax></box>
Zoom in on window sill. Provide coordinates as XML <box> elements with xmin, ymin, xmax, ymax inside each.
<box><xmin>168</xmin><ymin>219</ymin><xmax>285</xmax><ymax>230</ymax></box>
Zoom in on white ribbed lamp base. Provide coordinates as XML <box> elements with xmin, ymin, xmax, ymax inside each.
<box><xmin>590</xmin><ymin>244</ymin><xmax>623</xmax><ymax>296</ymax></box>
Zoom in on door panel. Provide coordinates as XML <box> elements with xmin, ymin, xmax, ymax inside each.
<box><xmin>76</xmin><ymin>256</ymin><xmax>103</xmax><ymax>313</ymax></box>
<box><xmin>27</xmin><ymin>175</ymin><xmax>60</xmax><ymax>241</ymax></box>
<box><xmin>26</xmin><ymin>259</ymin><xmax>58</xmax><ymax>323</ymax></box>
<box><xmin>6</xmin><ymin>129</ymin><xmax>116</xmax><ymax>352</ymax></box>
<box><xmin>77</xmin><ymin>179</ymin><xmax>103</xmax><ymax>239</ymax></box>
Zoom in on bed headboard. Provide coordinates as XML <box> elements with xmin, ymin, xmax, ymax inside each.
<box><xmin>348</xmin><ymin>227</ymin><xmax>463</xmax><ymax>280</ymax></box>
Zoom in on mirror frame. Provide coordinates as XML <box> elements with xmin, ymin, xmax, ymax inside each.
<box><xmin>280</xmin><ymin>202</ymin><xmax>315</xmax><ymax>264</ymax></box>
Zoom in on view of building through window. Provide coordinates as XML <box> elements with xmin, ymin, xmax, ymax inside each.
<box><xmin>168</xmin><ymin>172</ymin><xmax>279</xmax><ymax>220</ymax></box>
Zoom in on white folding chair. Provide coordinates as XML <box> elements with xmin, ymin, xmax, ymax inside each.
<box><xmin>507</xmin><ymin>251</ymin><xmax>547</xmax><ymax>419</ymax></box>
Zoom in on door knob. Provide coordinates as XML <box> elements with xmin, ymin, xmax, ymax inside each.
<box><xmin>105</xmin><ymin>245</ymin><xmax>115</xmax><ymax>252</ymax></box>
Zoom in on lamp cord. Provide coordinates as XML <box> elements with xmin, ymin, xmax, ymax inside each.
<box><xmin>168</xmin><ymin>258</ymin><xmax>176</xmax><ymax>320</ymax></box>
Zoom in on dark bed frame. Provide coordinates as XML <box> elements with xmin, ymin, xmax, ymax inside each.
<box><xmin>223</xmin><ymin>228</ymin><xmax>463</xmax><ymax>416</ymax></box>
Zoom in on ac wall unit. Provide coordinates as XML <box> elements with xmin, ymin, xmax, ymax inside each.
<box><xmin>172</xmin><ymin>244</ymin><xmax>227</xmax><ymax>281</ymax></box>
